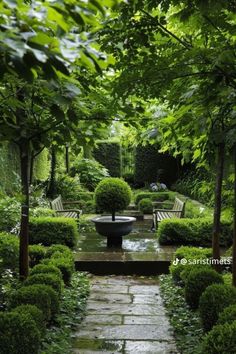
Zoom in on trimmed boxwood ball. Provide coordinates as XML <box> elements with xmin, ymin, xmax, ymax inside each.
<box><xmin>29</xmin><ymin>244</ymin><xmax>47</xmax><ymax>267</ymax></box>
<box><xmin>12</xmin><ymin>304</ymin><xmax>45</xmax><ymax>335</ymax></box>
<box><xmin>45</xmin><ymin>244</ymin><xmax>73</xmax><ymax>259</ymax></box>
<box><xmin>200</xmin><ymin>321</ymin><xmax>236</xmax><ymax>354</ymax></box>
<box><xmin>199</xmin><ymin>284</ymin><xmax>236</xmax><ymax>332</ymax></box>
<box><xmin>0</xmin><ymin>311</ymin><xmax>41</xmax><ymax>354</ymax></box>
<box><xmin>10</xmin><ymin>284</ymin><xmax>59</xmax><ymax>322</ymax></box>
<box><xmin>138</xmin><ymin>198</ymin><xmax>153</xmax><ymax>214</ymax></box>
<box><xmin>24</xmin><ymin>273</ymin><xmax>63</xmax><ymax>295</ymax></box>
<box><xmin>185</xmin><ymin>268</ymin><xmax>223</xmax><ymax>308</ymax></box>
<box><xmin>30</xmin><ymin>264</ymin><xmax>63</xmax><ymax>280</ymax></box>
<box><xmin>42</xmin><ymin>257</ymin><xmax>74</xmax><ymax>285</ymax></box>
<box><xmin>95</xmin><ymin>178</ymin><xmax>132</xmax><ymax>220</ymax></box>
<box><xmin>218</xmin><ymin>304</ymin><xmax>236</xmax><ymax>325</ymax></box>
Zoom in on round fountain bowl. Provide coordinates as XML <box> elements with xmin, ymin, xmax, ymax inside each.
<box><xmin>91</xmin><ymin>216</ymin><xmax>136</xmax><ymax>238</ymax></box>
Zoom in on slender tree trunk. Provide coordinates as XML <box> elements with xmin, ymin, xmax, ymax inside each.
<box><xmin>232</xmin><ymin>143</ymin><xmax>236</xmax><ymax>286</ymax></box>
<box><xmin>19</xmin><ymin>139</ymin><xmax>30</xmax><ymax>280</ymax></box>
<box><xmin>65</xmin><ymin>144</ymin><xmax>69</xmax><ymax>174</ymax></box>
<box><xmin>47</xmin><ymin>146</ymin><xmax>56</xmax><ymax>198</ymax></box>
<box><xmin>212</xmin><ymin>143</ymin><xmax>225</xmax><ymax>272</ymax></box>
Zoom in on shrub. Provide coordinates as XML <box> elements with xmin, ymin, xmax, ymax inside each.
<box><xmin>199</xmin><ymin>284</ymin><xmax>236</xmax><ymax>331</ymax></box>
<box><xmin>169</xmin><ymin>246</ymin><xmax>212</xmax><ymax>282</ymax></box>
<box><xmin>42</xmin><ymin>257</ymin><xmax>74</xmax><ymax>285</ymax></box>
<box><xmin>10</xmin><ymin>284</ymin><xmax>59</xmax><ymax>321</ymax></box>
<box><xmin>185</xmin><ymin>269</ymin><xmax>223</xmax><ymax>308</ymax></box>
<box><xmin>157</xmin><ymin>218</ymin><xmax>232</xmax><ymax>247</ymax></box>
<box><xmin>30</xmin><ymin>264</ymin><xmax>63</xmax><ymax>280</ymax></box>
<box><xmin>54</xmin><ymin>174</ymin><xmax>84</xmax><ymax>199</ymax></box>
<box><xmin>70</xmin><ymin>158</ymin><xmax>109</xmax><ymax>191</ymax></box>
<box><xmin>223</xmin><ymin>273</ymin><xmax>232</xmax><ymax>286</ymax></box>
<box><xmin>134</xmin><ymin>192</ymin><xmax>174</xmax><ymax>205</ymax></box>
<box><xmin>30</xmin><ymin>207</ymin><xmax>56</xmax><ymax>218</ymax></box>
<box><xmin>12</xmin><ymin>304</ymin><xmax>45</xmax><ymax>335</ymax></box>
<box><xmin>200</xmin><ymin>321</ymin><xmax>236</xmax><ymax>354</ymax></box>
<box><xmin>0</xmin><ymin>196</ymin><xmax>20</xmax><ymax>232</ymax></box>
<box><xmin>95</xmin><ymin>178</ymin><xmax>132</xmax><ymax>219</ymax></box>
<box><xmin>29</xmin><ymin>244</ymin><xmax>47</xmax><ymax>267</ymax></box>
<box><xmin>138</xmin><ymin>198</ymin><xmax>153</xmax><ymax>214</ymax></box>
<box><xmin>24</xmin><ymin>273</ymin><xmax>63</xmax><ymax>295</ymax></box>
<box><xmin>29</xmin><ymin>217</ymin><xmax>79</xmax><ymax>247</ymax></box>
<box><xmin>45</xmin><ymin>244</ymin><xmax>73</xmax><ymax>259</ymax></box>
<box><xmin>0</xmin><ymin>311</ymin><xmax>41</xmax><ymax>354</ymax></box>
<box><xmin>218</xmin><ymin>304</ymin><xmax>236</xmax><ymax>325</ymax></box>
<box><xmin>0</xmin><ymin>232</ymin><xmax>19</xmax><ymax>271</ymax></box>
<box><xmin>94</xmin><ymin>141</ymin><xmax>121</xmax><ymax>177</ymax></box>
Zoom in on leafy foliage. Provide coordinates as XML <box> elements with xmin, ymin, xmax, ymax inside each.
<box><xmin>71</xmin><ymin>158</ymin><xmax>110</xmax><ymax>191</ymax></box>
<box><xmin>199</xmin><ymin>284</ymin><xmax>236</xmax><ymax>332</ymax></box>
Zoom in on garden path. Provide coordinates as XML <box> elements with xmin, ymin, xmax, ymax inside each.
<box><xmin>71</xmin><ymin>275</ymin><xmax>178</xmax><ymax>354</ymax></box>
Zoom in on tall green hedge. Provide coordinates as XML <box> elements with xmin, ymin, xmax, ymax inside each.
<box><xmin>0</xmin><ymin>143</ymin><xmax>20</xmax><ymax>194</ymax></box>
<box><xmin>94</xmin><ymin>141</ymin><xmax>121</xmax><ymax>177</ymax></box>
<box><xmin>134</xmin><ymin>144</ymin><xmax>179</xmax><ymax>187</ymax></box>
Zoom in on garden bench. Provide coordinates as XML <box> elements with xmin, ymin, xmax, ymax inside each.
<box><xmin>50</xmin><ymin>195</ymin><xmax>82</xmax><ymax>219</ymax></box>
<box><xmin>152</xmin><ymin>197</ymin><xmax>185</xmax><ymax>229</ymax></box>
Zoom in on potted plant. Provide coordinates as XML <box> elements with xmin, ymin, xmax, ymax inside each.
<box><xmin>91</xmin><ymin>178</ymin><xmax>136</xmax><ymax>247</ymax></box>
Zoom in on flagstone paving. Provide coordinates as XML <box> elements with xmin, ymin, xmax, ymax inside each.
<box><xmin>71</xmin><ymin>275</ymin><xmax>178</xmax><ymax>354</ymax></box>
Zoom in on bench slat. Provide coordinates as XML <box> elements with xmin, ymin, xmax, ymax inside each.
<box><xmin>153</xmin><ymin>197</ymin><xmax>185</xmax><ymax>229</ymax></box>
<box><xmin>50</xmin><ymin>195</ymin><xmax>81</xmax><ymax>219</ymax></box>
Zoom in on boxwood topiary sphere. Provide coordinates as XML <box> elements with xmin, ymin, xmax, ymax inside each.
<box><xmin>200</xmin><ymin>321</ymin><xmax>236</xmax><ymax>354</ymax></box>
<box><xmin>218</xmin><ymin>304</ymin><xmax>236</xmax><ymax>325</ymax></box>
<box><xmin>199</xmin><ymin>284</ymin><xmax>236</xmax><ymax>332</ymax></box>
<box><xmin>95</xmin><ymin>178</ymin><xmax>132</xmax><ymax>217</ymax></box>
<box><xmin>138</xmin><ymin>198</ymin><xmax>153</xmax><ymax>214</ymax></box>
<box><xmin>185</xmin><ymin>268</ymin><xmax>223</xmax><ymax>309</ymax></box>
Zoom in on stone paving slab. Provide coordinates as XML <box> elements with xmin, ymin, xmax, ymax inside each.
<box><xmin>72</xmin><ymin>276</ymin><xmax>178</xmax><ymax>353</ymax></box>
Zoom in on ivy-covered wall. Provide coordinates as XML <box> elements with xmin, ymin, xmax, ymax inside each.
<box><xmin>94</xmin><ymin>141</ymin><xmax>121</xmax><ymax>177</ymax></box>
<box><xmin>0</xmin><ymin>143</ymin><xmax>20</xmax><ymax>195</ymax></box>
<box><xmin>0</xmin><ymin>144</ymin><xmax>50</xmax><ymax>195</ymax></box>
<box><xmin>134</xmin><ymin>144</ymin><xmax>179</xmax><ymax>187</ymax></box>
<box><xmin>34</xmin><ymin>148</ymin><xmax>50</xmax><ymax>182</ymax></box>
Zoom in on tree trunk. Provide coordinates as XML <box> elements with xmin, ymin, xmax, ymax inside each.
<box><xmin>65</xmin><ymin>144</ymin><xmax>69</xmax><ymax>174</ymax></box>
<box><xmin>112</xmin><ymin>211</ymin><xmax>115</xmax><ymax>221</ymax></box>
<box><xmin>47</xmin><ymin>146</ymin><xmax>56</xmax><ymax>198</ymax></box>
<box><xmin>19</xmin><ymin>139</ymin><xmax>30</xmax><ymax>280</ymax></box>
<box><xmin>212</xmin><ymin>143</ymin><xmax>225</xmax><ymax>272</ymax></box>
<box><xmin>232</xmin><ymin>143</ymin><xmax>236</xmax><ymax>286</ymax></box>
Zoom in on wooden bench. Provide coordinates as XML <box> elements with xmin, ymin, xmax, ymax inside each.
<box><xmin>50</xmin><ymin>195</ymin><xmax>82</xmax><ymax>219</ymax></box>
<box><xmin>152</xmin><ymin>197</ymin><xmax>186</xmax><ymax>229</ymax></box>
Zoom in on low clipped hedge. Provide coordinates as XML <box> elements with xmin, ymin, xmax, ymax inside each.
<box><xmin>12</xmin><ymin>304</ymin><xmax>45</xmax><ymax>335</ymax></box>
<box><xmin>0</xmin><ymin>311</ymin><xmax>41</xmax><ymax>354</ymax></box>
<box><xmin>24</xmin><ymin>273</ymin><xmax>63</xmax><ymax>295</ymax></box>
<box><xmin>134</xmin><ymin>192</ymin><xmax>174</xmax><ymax>205</ymax></box>
<box><xmin>29</xmin><ymin>217</ymin><xmax>79</xmax><ymax>248</ymax></box>
<box><xmin>185</xmin><ymin>268</ymin><xmax>223</xmax><ymax>308</ymax></box>
<box><xmin>45</xmin><ymin>244</ymin><xmax>72</xmax><ymax>259</ymax></box>
<box><xmin>199</xmin><ymin>284</ymin><xmax>236</xmax><ymax>332</ymax></box>
<box><xmin>158</xmin><ymin>218</ymin><xmax>232</xmax><ymax>247</ymax></box>
<box><xmin>200</xmin><ymin>321</ymin><xmax>236</xmax><ymax>354</ymax></box>
<box><xmin>0</xmin><ymin>232</ymin><xmax>19</xmax><ymax>271</ymax></box>
<box><xmin>10</xmin><ymin>284</ymin><xmax>59</xmax><ymax>322</ymax></box>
